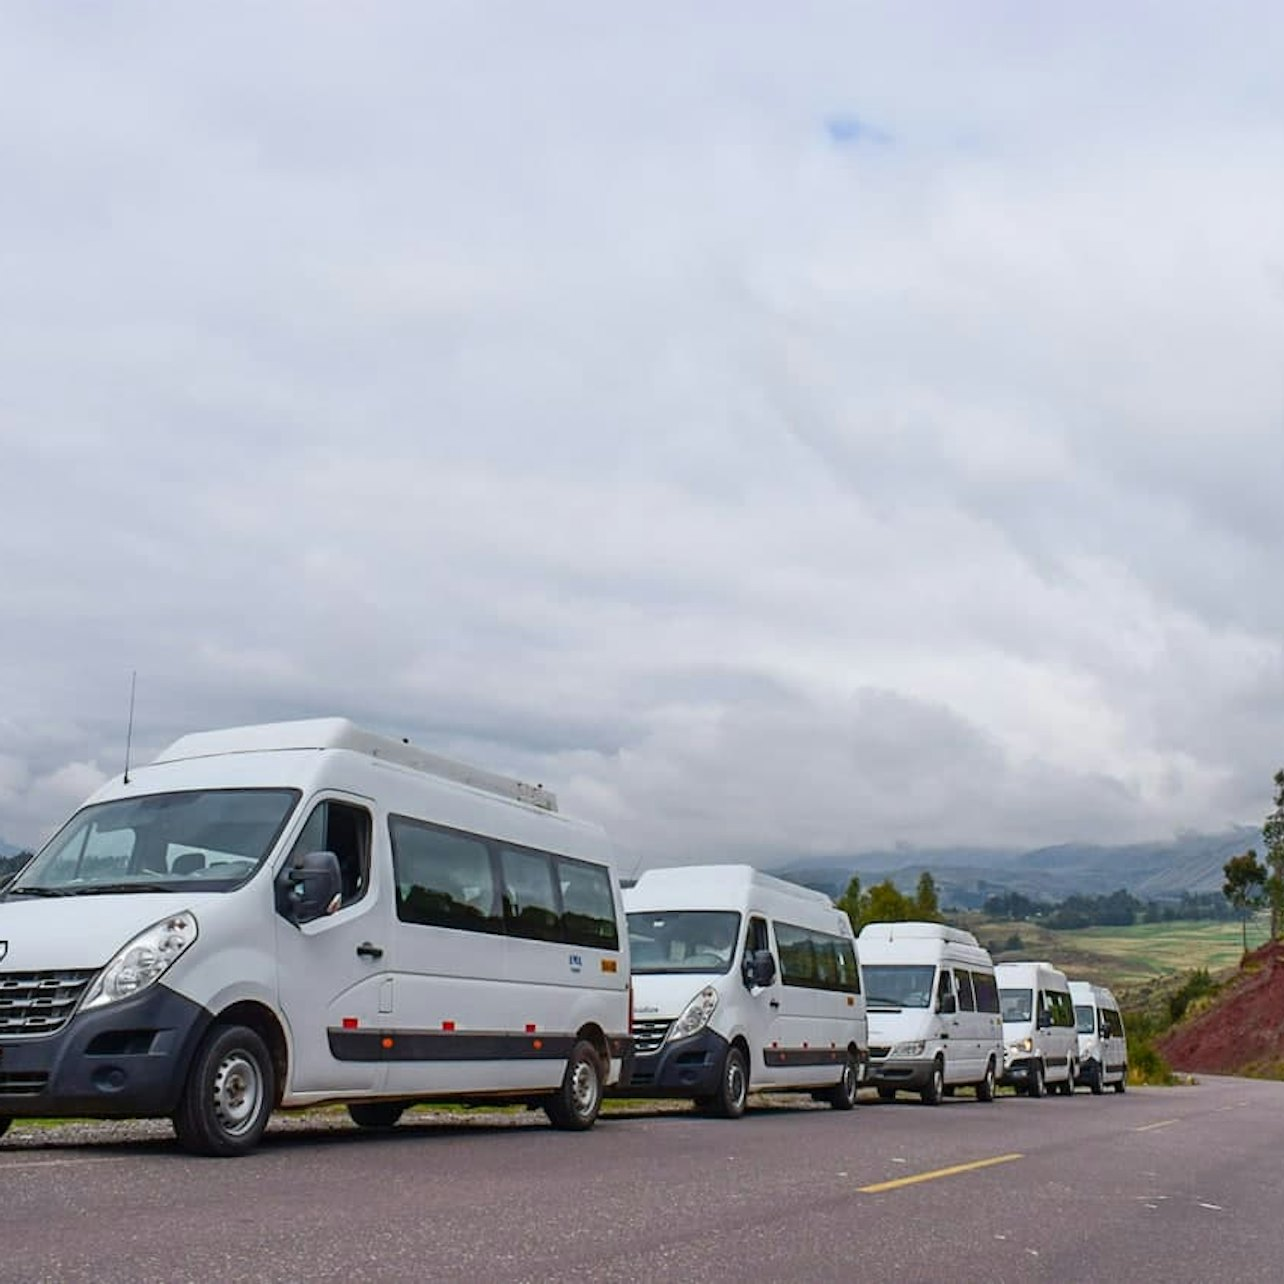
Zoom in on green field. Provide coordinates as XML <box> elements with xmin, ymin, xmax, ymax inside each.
<box><xmin>956</xmin><ymin>912</ymin><xmax>1270</xmax><ymax>993</ymax></box>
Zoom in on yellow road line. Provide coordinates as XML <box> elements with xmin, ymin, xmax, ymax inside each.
<box><xmin>1133</xmin><ymin>1119</ymin><xmax>1179</xmax><ymax>1132</ymax></box>
<box><xmin>859</xmin><ymin>1152</ymin><xmax>1023</xmax><ymax>1193</ymax></box>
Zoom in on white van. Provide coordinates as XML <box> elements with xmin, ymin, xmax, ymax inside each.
<box><xmin>996</xmin><ymin>960</ymin><xmax>1078</xmax><ymax>1097</ymax></box>
<box><xmin>858</xmin><ymin>922</ymin><xmax>1004</xmax><ymax>1105</ymax></box>
<box><xmin>1068</xmin><ymin>980</ymin><xmax>1128</xmax><ymax>1094</ymax></box>
<box><xmin>0</xmin><ymin>719</ymin><xmax>633</xmax><ymax>1155</ymax></box>
<box><xmin>622</xmin><ymin>865</ymin><xmax>868</xmax><ymax>1117</ymax></box>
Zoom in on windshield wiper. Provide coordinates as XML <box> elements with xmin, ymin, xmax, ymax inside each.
<box><xmin>7</xmin><ymin>886</ymin><xmax>72</xmax><ymax>898</ymax></box>
<box><xmin>72</xmin><ymin>883</ymin><xmax>173</xmax><ymax>896</ymax></box>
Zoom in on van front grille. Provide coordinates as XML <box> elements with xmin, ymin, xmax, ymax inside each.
<box><xmin>0</xmin><ymin>970</ymin><xmax>96</xmax><ymax>1035</ymax></box>
<box><xmin>631</xmin><ymin>1019</ymin><xmax>673</xmax><ymax>1055</ymax></box>
<box><xmin>869</xmin><ymin>1046</ymin><xmax>891</xmax><ymax>1059</ymax></box>
<box><xmin>0</xmin><ymin>1070</ymin><xmax>49</xmax><ymax>1095</ymax></box>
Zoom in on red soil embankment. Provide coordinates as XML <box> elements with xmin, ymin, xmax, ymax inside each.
<box><xmin>1159</xmin><ymin>940</ymin><xmax>1284</xmax><ymax>1074</ymax></box>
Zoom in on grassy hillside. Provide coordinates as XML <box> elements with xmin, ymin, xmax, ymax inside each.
<box><xmin>955</xmin><ymin>912</ymin><xmax>1270</xmax><ymax>992</ymax></box>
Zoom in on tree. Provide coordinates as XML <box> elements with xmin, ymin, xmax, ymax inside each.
<box><xmin>914</xmin><ymin>871</ymin><xmax>941</xmax><ymax>921</ymax></box>
<box><xmin>836</xmin><ymin>875</ymin><xmax>864</xmax><ymax>933</ymax></box>
<box><xmin>1263</xmin><ymin>770</ymin><xmax>1284</xmax><ymax>939</ymax></box>
<box><xmin>1223</xmin><ymin>847</ymin><xmax>1268</xmax><ymax>952</ymax></box>
<box><xmin>863</xmin><ymin>879</ymin><xmax>915</xmax><ymax>924</ymax></box>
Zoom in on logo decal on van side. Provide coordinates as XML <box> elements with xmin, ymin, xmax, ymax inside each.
<box><xmin>569</xmin><ymin>953</ymin><xmax>583</xmax><ymax>973</ymax></box>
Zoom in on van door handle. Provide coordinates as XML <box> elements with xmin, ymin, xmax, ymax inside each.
<box><xmin>769</xmin><ymin>999</ymin><xmax>780</xmax><ymax>1009</ymax></box>
<box><xmin>357</xmin><ymin>941</ymin><xmax>384</xmax><ymax>960</ymax></box>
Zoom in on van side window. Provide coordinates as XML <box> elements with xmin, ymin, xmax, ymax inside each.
<box><xmin>1103</xmin><ymin>1008</ymin><xmax>1125</xmax><ymax>1038</ymax></box>
<box><xmin>500</xmin><ymin>845</ymin><xmax>564</xmax><ymax>942</ymax></box>
<box><xmin>955</xmin><ymin>970</ymin><xmax>976</xmax><ymax>1012</ymax></box>
<box><xmin>775</xmin><ymin>922</ymin><xmax>861</xmax><ymax>994</ymax></box>
<box><xmin>973</xmin><ymin>971</ymin><xmax>1000</xmax><ymax>1014</ymax></box>
<box><xmin>937</xmin><ymin>969</ymin><xmax>954</xmax><ymax>1008</ymax></box>
<box><xmin>288</xmin><ymin>800</ymin><xmax>371</xmax><ymax>906</ymax></box>
<box><xmin>836</xmin><ymin>940</ymin><xmax>860</xmax><ymax>994</ymax></box>
<box><xmin>557</xmin><ymin>855</ymin><xmax>619</xmax><ymax>950</ymax></box>
<box><xmin>746</xmin><ymin>916</ymin><xmax>770</xmax><ymax>956</ymax></box>
<box><xmin>1048</xmin><ymin>990</ymin><xmax>1076</xmax><ymax>1028</ymax></box>
<box><xmin>389</xmin><ymin>816</ymin><xmax>501</xmax><ymax>933</ymax></box>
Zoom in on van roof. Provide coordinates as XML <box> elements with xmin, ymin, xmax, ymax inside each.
<box><xmin>626</xmin><ymin>864</ymin><xmax>839</xmax><ymax>911</ymax></box>
<box><xmin>152</xmin><ymin>717</ymin><xmax>559</xmax><ymax>812</ymax></box>
<box><xmin>857</xmin><ymin>921</ymin><xmax>981</xmax><ymax>948</ymax></box>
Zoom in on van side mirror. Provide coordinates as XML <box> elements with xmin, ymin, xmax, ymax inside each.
<box><xmin>938</xmin><ymin>994</ymin><xmax>957</xmax><ymax>1015</ymax></box>
<box><xmin>276</xmin><ymin>850</ymin><xmax>343</xmax><ymax>924</ymax></box>
<box><xmin>1036</xmin><ymin>1010</ymin><xmax>1052</xmax><ymax>1029</ymax></box>
<box><xmin>742</xmin><ymin>950</ymin><xmax>777</xmax><ymax>989</ymax></box>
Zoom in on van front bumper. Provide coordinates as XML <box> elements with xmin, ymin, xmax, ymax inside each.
<box><xmin>867</xmin><ymin>1055</ymin><xmax>934</xmax><ymax>1092</ymax></box>
<box><xmin>0</xmin><ymin>984</ymin><xmax>210</xmax><ymax>1120</ymax></box>
<box><xmin>1001</xmin><ymin>1055</ymin><xmax>1035</xmax><ymax>1087</ymax></box>
<box><xmin>615</xmin><ymin>1028</ymin><xmax>730</xmax><ymax>1098</ymax></box>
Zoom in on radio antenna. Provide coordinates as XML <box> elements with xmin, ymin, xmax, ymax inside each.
<box><xmin>123</xmin><ymin>670</ymin><xmax>137</xmax><ymax>783</ymax></box>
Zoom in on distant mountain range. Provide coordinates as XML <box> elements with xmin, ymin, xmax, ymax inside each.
<box><xmin>772</xmin><ymin>827</ymin><xmax>1261</xmax><ymax>908</ymax></box>
<box><xmin>0</xmin><ymin>836</ymin><xmax>20</xmax><ymax>859</ymax></box>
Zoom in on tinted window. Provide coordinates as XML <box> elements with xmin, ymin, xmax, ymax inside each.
<box><xmin>390</xmin><ymin>817</ymin><xmax>501</xmax><ymax>933</ymax></box>
<box><xmin>973</xmin><ymin>971</ymin><xmax>1000</xmax><ymax>1014</ymax></box>
<box><xmin>955</xmin><ymin>970</ymin><xmax>977</xmax><ymax>1012</ymax></box>
<box><xmin>1048</xmin><ymin>990</ymin><xmax>1076</xmax><ymax>1028</ymax></box>
<box><xmin>500</xmin><ymin>846</ymin><xmax>564</xmax><ymax>942</ymax></box>
<box><xmin>776</xmin><ymin>922</ymin><xmax>861</xmax><ymax>994</ymax></box>
<box><xmin>288</xmin><ymin>799</ymin><xmax>372</xmax><ymax>905</ymax></box>
<box><xmin>1075</xmin><ymin>1004</ymin><xmax>1096</xmax><ymax>1034</ymax></box>
<box><xmin>557</xmin><ymin>855</ymin><xmax>619</xmax><ymax>950</ymax></box>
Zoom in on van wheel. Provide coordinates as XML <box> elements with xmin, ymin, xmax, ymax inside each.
<box><xmin>348</xmin><ymin>1102</ymin><xmax>406</xmax><ymax>1129</ymax></box>
<box><xmin>976</xmin><ymin>1060</ymin><xmax>996</xmax><ymax>1102</ymax></box>
<box><xmin>877</xmin><ymin>1086</ymin><xmax>897</xmax><ymax>1101</ymax></box>
<box><xmin>705</xmin><ymin>1045</ymin><xmax>749</xmax><ymax>1119</ymax></box>
<box><xmin>1028</xmin><ymin>1061</ymin><xmax>1046</xmax><ymax>1098</ymax></box>
<box><xmin>1115</xmin><ymin>1067</ymin><xmax>1127</xmax><ymax>1094</ymax></box>
<box><xmin>920</xmin><ymin>1060</ymin><xmax>944</xmax><ymax>1106</ymax></box>
<box><xmin>544</xmin><ymin>1040</ymin><xmax>604</xmax><ymax>1131</ymax></box>
<box><xmin>173</xmin><ymin>1023</ymin><xmax>275</xmax><ymax>1157</ymax></box>
<box><xmin>1087</xmin><ymin>1062</ymin><xmax>1104</xmax><ymax>1096</ymax></box>
<box><xmin>826</xmin><ymin>1055</ymin><xmax>860</xmax><ymax>1111</ymax></box>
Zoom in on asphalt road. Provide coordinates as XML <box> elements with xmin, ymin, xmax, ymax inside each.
<box><xmin>4</xmin><ymin>1075</ymin><xmax>1283</xmax><ymax>1283</ymax></box>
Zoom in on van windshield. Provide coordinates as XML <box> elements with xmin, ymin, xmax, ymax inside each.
<box><xmin>1001</xmin><ymin>988</ymin><xmax>1033</xmax><ymax>1023</ymax></box>
<box><xmin>863</xmin><ymin>964</ymin><xmax>937</xmax><ymax>1009</ymax></box>
<box><xmin>627</xmin><ymin>910</ymin><xmax>741</xmax><ymax>974</ymax></box>
<box><xmin>1075</xmin><ymin>1004</ymin><xmax>1096</xmax><ymax>1034</ymax></box>
<box><xmin>8</xmin><ymin>789</ymin><xmax>301</xmax><ymax>896</ymax></box>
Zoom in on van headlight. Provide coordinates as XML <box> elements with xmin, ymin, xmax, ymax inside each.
<box><xmin>81</xmin><ymin>913</ymin><xmax>199</xmax><ymax>1011</ymax></box>
<box><xmin>1009</xmin><ymin>1036</ymin><xmax>1033</xmax><ymax>1054</ymax></box>
<box><xmin>671</xmin><ymin>986</ymin><xmax>719</xmax><ymax>1040</ymax></box>
<box><xmin>891</xmin><ymin>1040</ymin><xmax>926</xmax><ymax>1058</ymax></box>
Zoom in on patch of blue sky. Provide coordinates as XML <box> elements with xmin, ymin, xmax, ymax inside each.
<box><xmin>824</xmin><ymin>113</ymin><xmax>893</xmax><ymax>147</ymax></box>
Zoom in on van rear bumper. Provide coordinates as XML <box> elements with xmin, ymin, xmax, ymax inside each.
<box><xmin>614</xmin><ymin>1028</ymin><xmax>729</xmax><ymax>1098</ymax></box>
<box><xmin>0</xmin><ymin>984</ymin><xmax>210</xmax><ymax>1120</ymax></box>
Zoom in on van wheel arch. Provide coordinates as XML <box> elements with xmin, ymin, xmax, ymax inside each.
<box><xmin>211</xmin><ymin>1001</ymin><xmax>288</xmax><ymax>1107</ymax></box>
<box><xmin>575</xmin><ymin>1022</ymin><xmax>611</xmax><ymax>1070</ymax></box>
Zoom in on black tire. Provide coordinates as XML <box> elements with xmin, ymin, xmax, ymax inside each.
<box><xmin>1115</xmin><ymin>1067</ymin><xmax>1128</xmax><ymax>1094</ymax></box>
<box><xmin>348</xmin><ymin>1101</ymin><xmax>406</xmax><ymax>1129</ymax></box>
<box><xmin>877</xmin><ymin>1086</ymin><xmax>897</xmax><ymax>1101</ymax></box>
<box><xmin>173</xmin><ymin>1024</ymin><xmax>275</xmax><ymax>1157</ymax></box>
<box><xmin>544</xmin><ymin>1039</ymin><xmax>604</xmax><ymax>1131</ymax></box>
<box><xmin>825</xmin><ymin>1054</ymin><xmax>860</xmax><ymax>1111</ymax></box>
<box><xmin>704</xmin><ymin>1044</ymin><xmax>750</xmax><ymax>1119</ymax></box>
<box><xmin>1087</xmin><ymin>1062</ymin><xmax>1104</xmax><ymax>1096</ymax></box>
<box><xmin>976</xmin><ymin>1059</ymin><xmax>996</xmax><ymax>1103</ymax></box>
<box><xmin>1028</xmin><ymin>1061</ymin><xmax>1046</xmax><ymax>1099</ymax></box>
<box><xmin>920</xmin><ymin>1060</ymin><xmax>944</xmax><ymax>1106</ymax></box>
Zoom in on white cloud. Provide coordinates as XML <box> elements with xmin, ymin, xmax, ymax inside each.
<box><xmin>2</xmin><ymin>3</ymin><xmax>1283</xmax><ymax>858</ymax></box>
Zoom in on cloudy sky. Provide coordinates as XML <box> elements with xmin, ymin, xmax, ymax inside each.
<box><xmin>3</xmin><ymin>3</ymin><xmax>1283</xmax><ymax>871</ymax></box>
